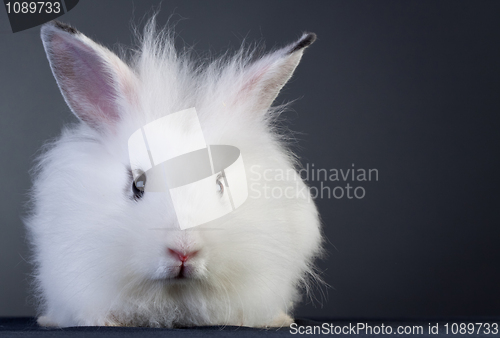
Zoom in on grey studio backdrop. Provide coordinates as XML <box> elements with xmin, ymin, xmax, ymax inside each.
<box><xmin>1</xmin><ymin>0</ymin><xmax>499</xmax><ymax>318</ymax></box>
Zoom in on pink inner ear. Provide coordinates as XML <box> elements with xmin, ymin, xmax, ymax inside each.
<box><xmin>49</xmin><ymin>34</ymin><xmax>121</xmax><ymax>130</ymax></box>
<box><xmin>236</xmin><ymin>63</ymin><xmax>271</xmax><ymax>103</ymax></box>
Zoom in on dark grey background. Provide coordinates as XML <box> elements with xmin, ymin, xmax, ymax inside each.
<box><xmin>1</xmin><ymin>0</ymin><xmax>499</xmax><ymax>318</ymax></box>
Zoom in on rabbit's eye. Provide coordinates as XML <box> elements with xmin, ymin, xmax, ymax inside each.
<box><xmin>133</xmin><ymin>173</ymin><xmax>146</xmax><ymax>200</ymax></box>
<box><xmin>216</xmin><ymin>176</ymin><xmax>224</xmax><ymax>195</ymax></box>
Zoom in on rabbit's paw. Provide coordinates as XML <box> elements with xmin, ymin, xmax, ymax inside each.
<box><xmin>101</xmin><ymin>314</ymin><xmax>129</xmax><ymax>327</ymax></box>
<box><xmin>267</xmin><ymin>312</ymin><xmax>294</xmax><ymax>328</ymax></box>
<box><xmin>103</xmin><ymin>320</ymin><xmax>122</xmax><ymax>327</ymax></box>
<box><xmin>37</xmin><ymin>315</ymin><xmax>59</xmax><ymax>327</ymax></box>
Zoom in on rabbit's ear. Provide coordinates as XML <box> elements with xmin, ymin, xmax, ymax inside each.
<box><xmin>41</xmin><ymin>21</ymin><xmax>136</xmax><ymax>132</ymax></box>
<box><xmin>236</xmin><ymin>33</ymin><xmax>316</xmax><ymax>112</ymax></box>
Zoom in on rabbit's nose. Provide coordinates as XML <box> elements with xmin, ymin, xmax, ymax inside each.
<box><xmin>168</xmin><ymin>248</ymin><xmax>199</xmax><ymax>262</ymax></box>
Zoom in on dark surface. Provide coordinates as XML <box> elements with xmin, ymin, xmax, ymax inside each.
<box><xmin>0</xmin><ymin>317</ymin><xmax>315</xmax><ymax>337</ymax></box>
<box><xmin>1</xmin><ymin>317</ymin><xmax>499</xmax><ymax>337</ymax></box>
<box><xmin>1</xmin><ymin>0</ymin><xmax>500</xmax><ymax>319</ymax></box>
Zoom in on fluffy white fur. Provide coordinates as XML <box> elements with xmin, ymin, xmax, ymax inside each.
<box><xmin>25</xmin><ymin>19</ymin><xmax>323</xmax><ymax>328</ymax></box>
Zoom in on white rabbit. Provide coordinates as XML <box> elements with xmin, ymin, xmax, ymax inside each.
<box><xmin>26</xmin><ymin>19</ymin><xmax>323</xmax><ymax>328</ymax></box>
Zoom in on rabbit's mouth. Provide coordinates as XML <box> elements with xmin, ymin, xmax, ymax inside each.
<box><xmin>150</xmin><ymin>262</ymin><xmax>199</xmax><ymax>282</ymax></box>
<box><xmin>171</xmin><ymin>263</ymin><xmax>192</xmax><ymax>280</ymax></box>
